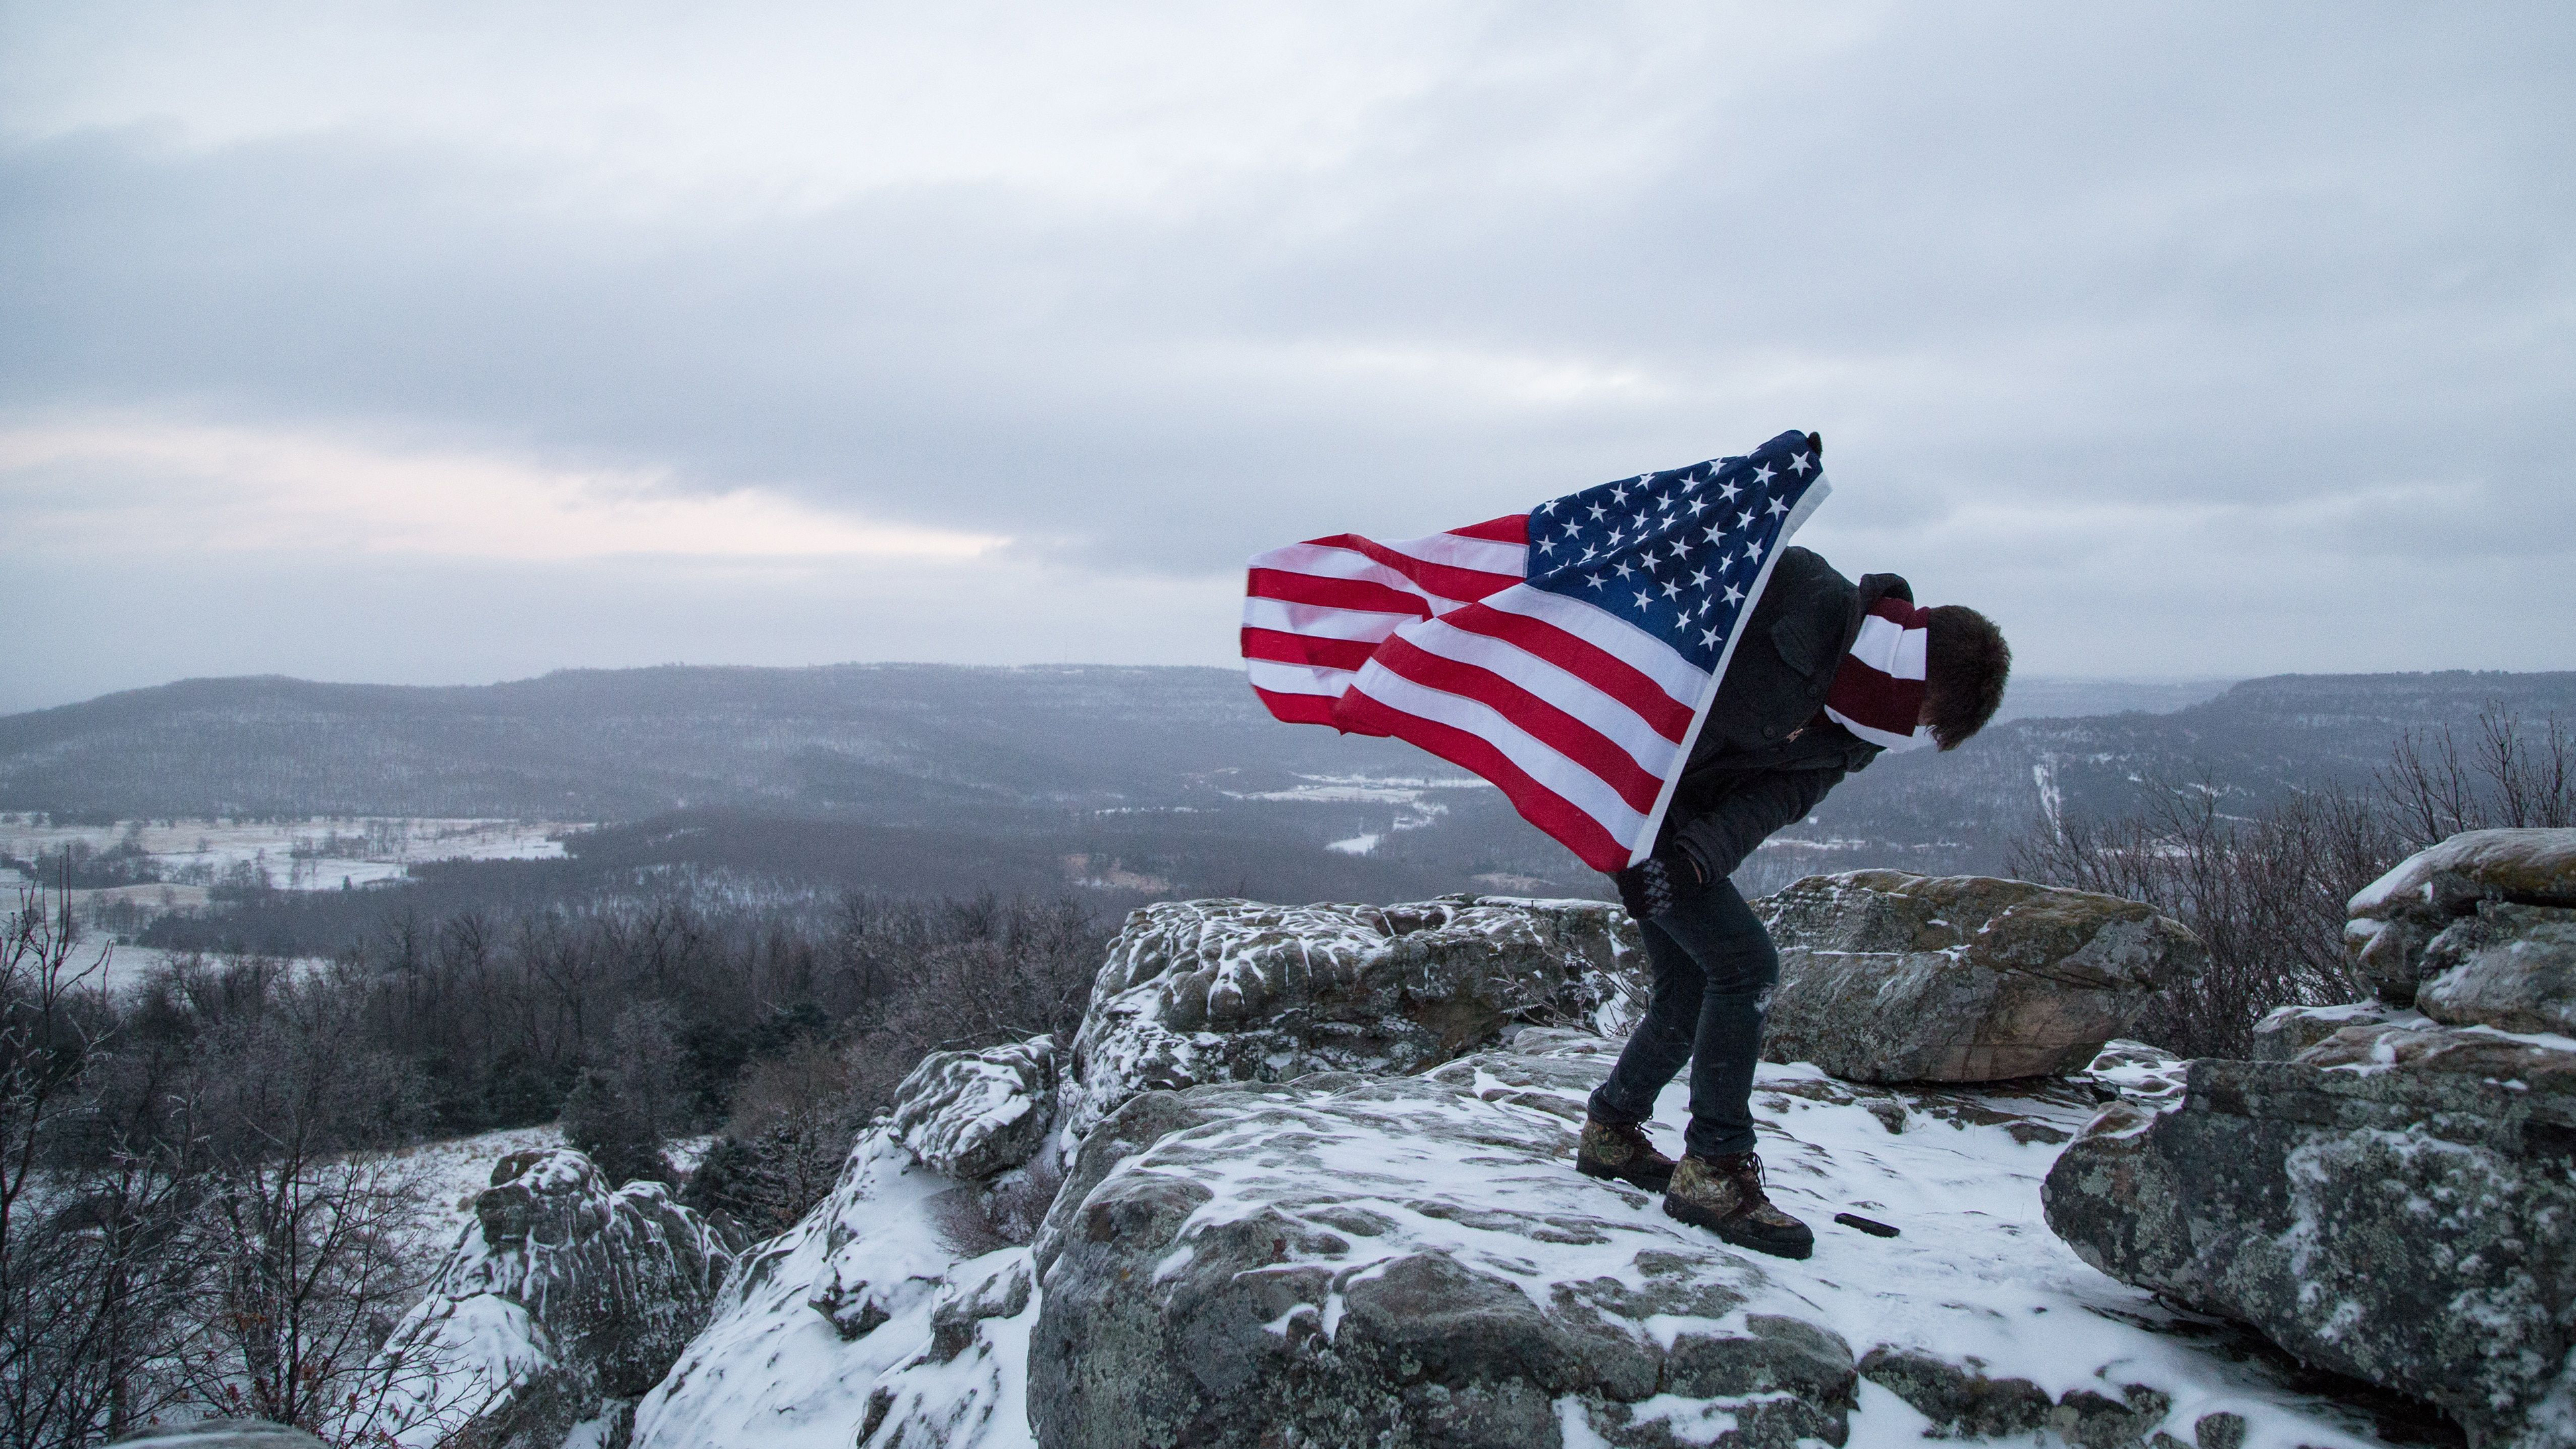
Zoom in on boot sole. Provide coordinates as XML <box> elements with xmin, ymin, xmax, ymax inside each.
<box><xmin>1662</xmin><ymin>1194</ymin><xmax>1814</xmax><ymax>1260</ymax></box>
<box><xmin>1578</xmin><ymin>1159</ymin><xmax>1676</xmax><ymax>1190</ymax></box>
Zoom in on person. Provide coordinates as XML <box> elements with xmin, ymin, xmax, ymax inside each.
<box><xmin>1573</xmin><ymin>537</ymin><xmax>2011</xmax><ymax>1259</ymax></box>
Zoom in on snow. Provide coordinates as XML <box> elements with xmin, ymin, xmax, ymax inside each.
<box><xmin>1327</xmin><ymin>831</ymin><xmax>1382</xmax><ymax>855</ymax></box>
<box><xmin>631</xmin><ymin>1134</ymin><xmax>1035</xmax><ymax>1449</ymax></box>
<box><xmin>0</xmin><ymin>814</ymin><xmax>582</xmax><ymax>900</ymax></box>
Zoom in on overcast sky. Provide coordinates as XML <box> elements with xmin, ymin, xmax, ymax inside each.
<box><xmin>3</xmin><ymin>2</ymin><xmax>2570</xmax><ymax>712</ymax></box>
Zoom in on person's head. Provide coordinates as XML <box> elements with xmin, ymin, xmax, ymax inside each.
<box><xmin>1921</xmin><ymin>605</ymin><xmax>2010</xmax><ymax>750</ymax></box>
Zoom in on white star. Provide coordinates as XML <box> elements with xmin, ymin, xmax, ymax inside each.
<box><xmin>1754</xmin><ymin>464</ymin><xmax>1775</xmax><ymax>484</ymax></box>
<box><xmin>1587</xmin><ymin>502</ymin><xmax>1607</xmax><ymax>521</ymax></box>
<box><xmin>1587</xmin><ymin>572</ymin><xmax>1606</xmax><ymax>590</ymax></box>
<box><xmin>1639</xmin><ymin>554</ymin><xmax>1661</xmax><ymax>574</ymax></box>
<box><xmin>1702</xmin><ymin>523</ymin><xmax>1725</xmax><ymax>544</ymax></box>
<box><xmin>1539</xmin><ymin>498</ymin><xmax>1558</xmax><ymax>513</ymax></box>
<box><xmin>1578</xmin><ymin>545</ymin><xmax>1598</xmax><ymax>563</ymax></box>
<box><xmin>1723</xmin><ymin>583</ymin><xmax>1746</xmax><ymax>605</ymax></box>
<box><xmin>1687</xmin><ymin>498</ymin><xmax>1708</xmax><ymax>517</ymax></box>
<box><xmin>1614</xmin><ymin>559</ymin><xmax>1635</xmax><ymax>580</ymax></box>
<box><xmin>1611</xmin><ymin>482</ymin><xmax>1630</xmax><ymax>504</ymax></box>
<box><xmin>1690</xmin><ymin>568</ymin><xmax>1711</xmax><ymax>588</ymax></box>
<box><xmin>1787</xmin><ymin>451</ymin><xmax>1813</xmax><ymax>475</ymax></box>
<box><xmin>1662</xmin><ymin>580</ymin><xmax>1682</xmax><ymax>599</ymax></box>
<box><xmin>1666</xmin><ymin>541</ymin><xmax>1689</xmax><ymax>561</ymax></box>
<box><xmin>1701</xmin><ymin>627</ymin><xmax>1721</xmax><ymax>648</ymax></box>
<box><xmin>1631</xmin><ymin>589</ymin><xmax>1653</xmax><ymax>611</ymax></box>
<box><xmin>1735</xmin><ymin>510</ymin><xmax>1754</xmax><ymax>529</ymax></box>
<box><xmin>1562</xmin><ymin>519</ymin><xmax>1582</xmax><ymax>537</ymax></box>
<box><xmin>1536</xmin><ymin>537</ymin><xmax>1557</xmax><ymax>556</ymax></box>
<box><xmin>1717</xmin><ymin>480</ymin><xmax>1741</xmax><ymax>503</ymax></box>
<box><xmin>1766</xmin><ymin>496</ymin><xmax>1788</xmax><ymax>517</ymax></box>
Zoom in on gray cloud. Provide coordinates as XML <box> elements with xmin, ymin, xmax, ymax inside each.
<box><xmin>2</xmin><ymin>1</ymin><xmax>2571</xmax><ymax>710</ymax></box>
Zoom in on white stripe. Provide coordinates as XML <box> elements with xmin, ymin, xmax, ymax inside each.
<box><xmin>1346</xmin><ymin>662</ymin><xmax>1649</xmax><ymax>845</ymax></box>
<box><xmin>1403</xmin><ymin>618</ymin><xmax>1682</xmax><ymax>778</ymax></box>
<box><xmin>1246</xmin><ymin>659</ymin><xmax>1356</xmax><ymax>698</ymax></box>
<box><xmin>1825</xmin><ymin>707</ymin><xmax>1937</xmax><ymax>753</ymax></box>
<box><xmin>1381</xmin><ymin>530</ymin><xmax>1529</xmax><ymax>578</ymax></box>
<box><xmin>1847</xmin><ymin>614</ymin><xmax>1927</xmax><ymax>680</ymax></box>
<box><xmin>1240</xmin><ymin>596</ymin><xmax>1411</xmax><ymax>643</ymax></box>
<box><xmin>1478</xmin><ymin>584</ymin><xmax>1706</xmax><ymax>708</ymax></box>
<box><xmin>1250</xmin><ymin>541</ymin><xmax>1474</xmax><ymax>614</ymax></box>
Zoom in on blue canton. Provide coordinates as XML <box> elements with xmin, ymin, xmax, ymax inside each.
<box><xmin>1525</xmin><ymin>429</ymin><xmax>1825</xmax><ymax>672</ymax></box>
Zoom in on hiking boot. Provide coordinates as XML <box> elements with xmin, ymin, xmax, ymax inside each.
<box><xmin>1662</xmin><ymin>1150</ymin><xmax>1813</xmax><ymax>1260</ymax></box>
<box><xmin>1576</xmin><ymin>1116</ymin><xmax>1677</xmax><ymax>1189</ymax></box>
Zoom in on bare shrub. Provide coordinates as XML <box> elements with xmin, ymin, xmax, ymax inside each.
<box><xmin>2008</xmin><ymin>706</ymin><xmax>2573</xmax><ymax>1059</ymax></box>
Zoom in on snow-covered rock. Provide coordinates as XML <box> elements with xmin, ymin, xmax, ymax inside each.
<box><xmin>2347</xmin><ymin>827</ymin><xmax>2576</xmax><ymax>1006</ymax></box>
<box><xmin>2245</xmin><ymin>1000</ymin><xmax>2414</xmax><ymax>1061</ymax></box>
<box><xmin>628</xmin><ymin>1130</ymin><xmax>1037</xmax><ymax>1449</ymax></box>
<box><xmin>1028</xmin><ymin>1028</ymin><xmax>2403</xmax><ymax>1449</ymax></box>
<box><xmin>892</xmin><ymin>1036</ymin><xmax>1057</xmax><ymax>1180</ymax></box>
<box><xmin>1756</xmin><ymin>871</ymin><xmax>2205</xmax><ymax>1083</ymax></box>
<box><xmin>2043</xmin><ymin>1015</ymin><xmax>2576</xmax><ymax>1449</ymax></box>
<box><xmin>2414</xmin><ymin>902</ymin><xmax>2576</xmax><ymax>1036</ymax></box>
<box><xmin>360</xmin><ymin>1148</ymin><xmax>736</xmax><ymax>1448</ymax></box>
<box><xmin>1063</xmin><ymin>895</ymin><xmax>1634</xmax><ymax>1140</ymax></box>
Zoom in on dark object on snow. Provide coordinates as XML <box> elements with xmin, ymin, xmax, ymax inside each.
<box><xmin>1834</xmin><ymin>1212</ymin><xmax>1899</xmax><ymax>1238</ymax></box>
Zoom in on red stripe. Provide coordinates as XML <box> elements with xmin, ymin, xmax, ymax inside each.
<box><xmin>1867</xmin><ymin>597</ymin><xmax>1931</xmax><ymax>629</ymax></box>
<box><xmin>1366</xmin><ymin>638</ymin><xmax>1664</xmax><ymax>814</ymax></box>
<box><xmin>1245</xmin><ymin>568</ymin><xmax>1433</xmax><ymax>620</ymax></box>
<box><xmin>1446</xmin><ymin>515</ymin><xmax>1531</xmax><ymax>544</ymax></box>
<box><xmin>1827</xmin><ymin>656</ymin><xmax>1923</xmax><ymax>735</ymax></box>
<box><xmin>1439</xmin><ymin>601</ymin><xmax>1695</xmax><ymax>743</ymax></box>
<box><xmin>1306</xmin><ymin>533</ymin><xmax>1523</xmax><ymax>604</ymax></box>
<box><xmin>1333</xmin><ymin>688</ymin><xmax>1629</xmax><ymax>871</ymax></box>
<box><xmin>1240</xmin><ymin>627</ymin><xmax>1379</xmax><ymax>673</ymax></box>
<box><xmin>1250</xmin><ymin>686</ymin><xmax>1348</xmax><ymax>728</ymax></box>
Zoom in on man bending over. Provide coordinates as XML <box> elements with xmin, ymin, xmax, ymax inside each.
<box><xmin>1575</xmin><ymin>544</ymin><xmax>2010</xmax><ymax>1259</ymax></box>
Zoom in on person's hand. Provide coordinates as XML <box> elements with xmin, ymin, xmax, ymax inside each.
<box><xmin>1611</xmin><ymin>849</ymin><xmax>1705</xmax><ymax>922</ymax></box>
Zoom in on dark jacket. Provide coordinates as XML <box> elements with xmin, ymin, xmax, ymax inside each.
<box><xmin>1660</xmin><ymin>547</ymin><xmax>1913</xmax><ymax>881</ymax></box>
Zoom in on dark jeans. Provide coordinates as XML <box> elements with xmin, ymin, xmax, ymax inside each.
<box><xmin>1586</xmin><ymin>876</ymin><xmax>1780</xmax><ymax>1160</ymax></box>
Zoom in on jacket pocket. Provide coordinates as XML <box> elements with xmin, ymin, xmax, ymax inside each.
<box><xmin>1770</xmin><ymin>615</ymin><xmax>1825</xmax><ymax>678</ymax></box>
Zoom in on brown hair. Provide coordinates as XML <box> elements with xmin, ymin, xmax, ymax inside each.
<box><xmin>1923</xmin><ymin>605</ymin><xmax>2010</xmax><ymax>750</ymax></box>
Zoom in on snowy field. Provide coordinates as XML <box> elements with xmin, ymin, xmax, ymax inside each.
<box><xmin>0</xmin><ymin>815</ymin><xmax>581</xmax><ymax>892</ymax></box>
<box><xmin>1220</xmin><ymin>773</ymin><xmax>1496</xmax><ymax>857</ymax></box>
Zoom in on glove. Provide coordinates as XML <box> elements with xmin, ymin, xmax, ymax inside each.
<box><xmin>1611</xmin><ymin>849</ymin><xmax>1705</xmax><ymax>922</ymax></box>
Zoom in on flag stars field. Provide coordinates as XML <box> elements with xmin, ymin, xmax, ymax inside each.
<box><xmin>1239</xmin><ymin>428</ymin><xmax>1828</xmax><ymax>871</ymax></box>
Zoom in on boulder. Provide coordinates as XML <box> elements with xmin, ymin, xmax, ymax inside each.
<box><xmin>2347</xmin><ymin>827</ymin><xmax>2576</xmax><ymax>1006</ymax></box>
<box><xmin>360</xmin><ymin>1148</ymin><xmax>737</xmax><ymax>1448</ymax></box>
<box><xmin>2415</xmin><ymin>902</ymin><xmax>2576</xmax><ymax>1036</ymax></box>
<box><xmin>1061</xmin><ymin>895</ymin><xmax>1635</xmax><ymax>1140</ymax></box>
<box><xmin>890</xmin><ymin>1036</ymin><xmax>1057</xmax><ymax>1179</ymax></box>
<box><xmin>1756</xmin><ymin>871</ymin><xmax>2205</xmax><ymax>1083</ymax></box>
<box><xmin>2043</xmin><ymin>1016</ymin><xmax>2576</xmax><ymax>1448</ymax></box>
<box><xmin>1029</xmin><ymin>1051</ymin><xmax>1857</xmax><ymax>1449</ymax></box>
<box><xmin>630</xmin><ymin>1128</ymin><xmax>1041</xmax><ymax>1449</ymax></box>
<box><xmin>2243</xmin><ymin>1000</ymin><xmax>2414</xmax><ymax>1061</ymax></box>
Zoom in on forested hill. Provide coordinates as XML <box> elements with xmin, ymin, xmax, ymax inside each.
<box><xmin>0</xmin><ymin>665</ymin><xmax>1436</xmax><ymax>822</ymax></box>
<box><xmin>3</xmin><ymin>665</ymin><xmax>2569</xmax><ymax>890</ymax></box>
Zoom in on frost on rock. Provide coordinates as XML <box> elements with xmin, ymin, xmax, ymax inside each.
<box><xmin>892</xmin><ymin>1036</ymin><xmax>1057</xmax><ymax>1180</ymax></box>
<box><xmin>355</xmin><ymin>1148</ymin><xmax>736</xmax><ymax>1449</ymax></box>
<box><xmin>2046</xmin><ymin>1014</ymin><xmax>2576</xmax><ymax>1449</ymax></box>
<box><xmin>1061</xmin><ymin>894</ymin><xmax>1635</xmax><ymax>1140</ymax></box>
<box><xmin>628</xmin><ymin>1130</ymin><xmax>1039</xmax><ymax>1449</ymax></box>
<box><xmin>1756</xmin><ymin>871</ymin><xmax>2206</xmax><ymax>1083</ymax></box>
<box><xmin>2347</xmin><ymin>827</ymin><xmax>2576</xmax><ymax>1007</ymax></box>
<box><xmin>1030</xmin><ymin>1030</ymin><xmax>2401</xmax><ymax>1449</ymax></box>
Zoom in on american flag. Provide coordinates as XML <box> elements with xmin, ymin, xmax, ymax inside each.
<box><xmin>1242</xmin><ymin>428</ymin><xmax>1829</xmax><ymax>873</ymax></box>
